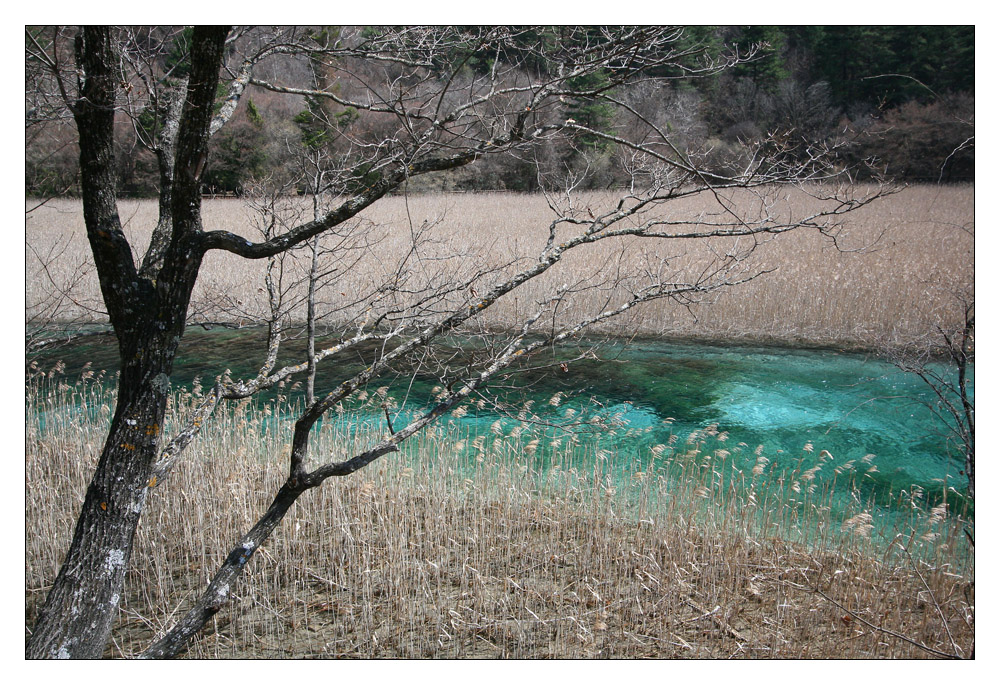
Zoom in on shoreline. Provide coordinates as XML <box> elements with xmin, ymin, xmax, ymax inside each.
<box><xmin>27</xmin><ymin>319</ymin><xmax>947</xmax><ymax>365</ymax></box>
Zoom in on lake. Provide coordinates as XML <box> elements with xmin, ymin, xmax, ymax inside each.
<box><xmin>30</xmin><ymin>330</ymin><xmax>971</xmax><ymax>520</ymax></box>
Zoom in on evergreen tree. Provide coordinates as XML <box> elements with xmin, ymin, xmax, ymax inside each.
<box><xmin>730</xmin><ymin>25</ymin><xmax>789</xmax><ymax>93</ymax></box>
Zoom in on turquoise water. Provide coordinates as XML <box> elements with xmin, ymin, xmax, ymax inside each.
<box><xmin>30</xmin><ymin>331</ymin><xmax>972</xmax><ymax>516</ymax></box>
<box><xmin>420</xmin><ymin>340</ymin><xmax>970</xmax><ymax>503</ymax></box>
<box><xmin>600</xmin><ymin>340</ymin><xmax>964</xmax><ymax>484</ymax></box>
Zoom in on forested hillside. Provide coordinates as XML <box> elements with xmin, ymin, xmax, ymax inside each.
<box><xmin>26</xmin><ymin>25</ymin><xmax>974</xmax><ymax>197</ymax></box>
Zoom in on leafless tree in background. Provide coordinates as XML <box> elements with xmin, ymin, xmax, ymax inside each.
<box><xmin>24</xmin><ymin>26</ymin><xmax>889</xmax><ymax>658</ymax></box>
<box><xmin>887</xmin><ymin>286</ymin><xmax>974</xmax><ymax>500</ymax></box>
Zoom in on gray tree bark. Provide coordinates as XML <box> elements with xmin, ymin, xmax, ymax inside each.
<box><xmin>26</xmin><ymin>25</ymin><xmax>229</xmax><ymax>659</ymax></box>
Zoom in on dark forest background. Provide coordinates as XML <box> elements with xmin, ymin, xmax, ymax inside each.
<box><xmin>26</xmin><ymin>25</ymin><xmax>974</xmax><ymax>198</ymax></box>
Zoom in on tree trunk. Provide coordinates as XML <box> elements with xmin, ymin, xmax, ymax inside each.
<box><xmin>27</xmin><ymin>25</ymin><xmax>229</xmax><ymax>659</ymax></box>
<box><xmin>26</xmin><ymin>339</ymin><xmax>176</xmax><ymax>658</ymax></box>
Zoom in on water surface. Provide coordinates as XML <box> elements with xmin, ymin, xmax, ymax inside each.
<box><xmin>31</xmin><ymin>330</ymin><xmax>971</xmax><ymax>513</ymax></box>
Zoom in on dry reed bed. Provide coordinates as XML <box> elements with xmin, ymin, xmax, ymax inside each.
<box><xmin>26</xmin><ymin>374</ymin><xmax>974</xmax><ymax>658</ymax></box>
<box><xmin>26</xmin><ymin>185</ymin><xmax>973</xmax><ymax>349</ymax></box>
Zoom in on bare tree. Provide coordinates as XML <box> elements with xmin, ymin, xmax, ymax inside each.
<box><xmin>888</xmin><ymin>288</ymin><xmax>974</xmax><ymax>500</ymax></box>
<box><xmin>25</xmin><ymin>26</ymin><xmax>889</xmax><ymax>659</ymax></box>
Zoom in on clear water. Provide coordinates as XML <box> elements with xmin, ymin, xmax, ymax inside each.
<box><xmin>30</xmin><ymin>331</ymin><xmax>972</xmax><ymax>516</ymax></box>
<box><xmin>599</xmin><ymin>340</ymin><xmax>964</xmax><ymax>485</ymax></box>
<box><xmin>423</xmin><ymin>340</ymin><xmax>970</xmax><ymax>503</ymax></box>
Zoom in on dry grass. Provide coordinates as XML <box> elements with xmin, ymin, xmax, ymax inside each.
<box><xmin>26</xmin><ymin>185</ymin><xmax>974</xmax><ymax>349</ymax></box>
<box><xmin>24</xmin><ymin>186</ymin><xmax>974</xmax><ymax>658</ymax></box>
<box><xmin>25</xmin><ymin>373</ymin><xmax>974</xmax><ymax>659</ymax></box>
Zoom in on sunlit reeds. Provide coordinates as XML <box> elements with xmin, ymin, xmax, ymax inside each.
<box><xmin>25</xmin><ymin>185</ymin><xmax>974</xmax><ymax>657</ymax></box>
<box><xmin>25</xmin><ymin>371</ymin><xmax>974</xmax><ymax>658</ymax></box>
<box><xmin>26</xmin><ymin>184</ymin><xmax>973</xmax><ymax>350</ymax></box>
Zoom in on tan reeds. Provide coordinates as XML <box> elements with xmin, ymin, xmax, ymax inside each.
<box><xmin>26</xmin><ymin>184</ymin><xmax>973</xmax><ymax>349</ymax></box>
<box><xmin>26</xmin><ymin>372</ymin><xmax>974</xmax><ymax>658</ymax></box>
